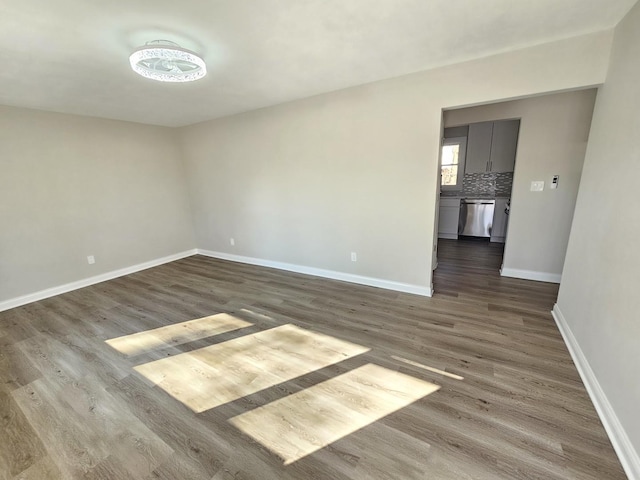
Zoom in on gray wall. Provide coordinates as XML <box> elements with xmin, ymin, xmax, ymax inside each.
<box><xmin>558</xmin><ymin>0</ymin><xmax>640</xmax><ymax>464</ymax></box>
<box><xmin>179</xmin><ymin>31</ymin><xmax>611</xmax><ymax>292</ymax></box>
<box><xmin>444</xmin><ymin>90</ymin><xmax>597</xmax><ymax>281</ymax></box>
<box><xmin>0</xmin><ymin>106</ymin><xmax>195</xmax><ymax>303</ymax></box>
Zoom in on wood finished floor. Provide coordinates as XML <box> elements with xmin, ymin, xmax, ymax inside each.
<box><xmin>0</xmin><ymin>240</ymin><xmax>627</xmax><ymax>479</ymax></box>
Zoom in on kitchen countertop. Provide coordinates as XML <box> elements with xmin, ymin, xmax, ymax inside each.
<box><xmin>440</xmin><ymin>193</ymin><xmax>510</xmax><ymax>199</ymax></box>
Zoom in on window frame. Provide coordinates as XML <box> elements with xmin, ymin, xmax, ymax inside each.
<box><xmin>440</xmin><ymin>136</ymin><xmax>467</xmax><ymax>191</ymax></box>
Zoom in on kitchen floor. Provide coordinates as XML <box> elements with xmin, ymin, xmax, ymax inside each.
<box><xmin>434</xmin><ymin>237</ymin><xmax>505</xmax><ymax>293</ymax></box>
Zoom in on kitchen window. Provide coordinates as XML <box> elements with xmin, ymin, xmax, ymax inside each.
<box><xmin>440</xmin><ymin>136</ymin><xmax>466</xmax><ymax>190</ymax></box>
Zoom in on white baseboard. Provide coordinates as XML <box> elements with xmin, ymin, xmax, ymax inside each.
<box><xmin>500</xmin><ymin>267</ymin><xmax>561</xmax><ymax>284</ymax></box>
<box><xmin>552</xmin><ymin>304</ymin><xmax>640</xmax><ymax>480</ymax></box>
<box><xmin>0</xmin><ymin>247</ymin><xmax>432</xmax><ymax>312</ymax></box>
<box><xmin>0</xmin><ymin>249</ymin><xmax>198</xmax><ymax>313</ymax></box>
<box><xmin>438</xmin><ymin>233</ymin><xmax>458</xmax><ymax>240</ymax></box>
<box><xmin>197</xmin><ymin>249</ymin><xmax>432</xmax><ymax>297</ymax></box>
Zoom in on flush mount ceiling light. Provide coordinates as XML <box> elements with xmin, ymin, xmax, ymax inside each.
<box><xmin>129</xmin><ymin>40</ymin><xmax>206</xmax><ymax>83</ymax></box>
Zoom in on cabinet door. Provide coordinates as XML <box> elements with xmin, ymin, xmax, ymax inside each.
<box><xmin>438</xmin><ymin>199</ymin><xmax>461</xmax><ymax>239</ymax></box>
<box><xmin>465</xmin><ymin>122</ymin><xmax>493</xmax><ymax>173</ymax></box>
<box><xmin>489</xmin><ymin>120</ymin><xmax>519</xmax><ymax>172</ymax></box>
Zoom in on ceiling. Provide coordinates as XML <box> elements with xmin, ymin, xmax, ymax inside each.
<box><xmin>0</xmin><ymin>0</ymin><xmax>636</xmax><ymax>127</ymax></box>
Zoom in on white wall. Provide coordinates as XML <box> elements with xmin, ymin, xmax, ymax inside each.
<box><xmin>179</xmin><ymin>31</ymin><xmax>612</xmax><ymax>293</ymax></box>
<box><xmin>557</xmin><ymin>1</ymin><xmax>640</xmax><ymax>476</ymax></box>
<box><xmin>444</xmin><ymin>90</ymin><xmax>597</xmax><ymax>282</ymax></box>
<box><xmin>0</xmin><ymin>106</ymin><xmax>195</xmax><ymax>304</ymax></box>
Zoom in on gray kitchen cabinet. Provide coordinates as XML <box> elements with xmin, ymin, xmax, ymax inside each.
<box><xmin>465</xmin><ymin>122</ymin><xmax>493</xmax><ymax>173</ymax></box>
<box><xmin>464</xmin><ymin>120</ymin><xmax>519</xmax><ymax>174</ymax></box>
<box><xmin>490</xmin><ymin>120</ymin><xmax>520</xmax><ymax>172</ymax></box>
<box><xmin>438</xmin><ymin>198</ymin><xmax>460</xmax><ymax>239</ymax></box>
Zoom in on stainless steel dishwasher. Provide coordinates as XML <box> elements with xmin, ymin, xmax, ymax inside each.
<box><xmin>458</xmin><ymin>199</ymin><xmax>495</xmax><ymax>237</ymax></box>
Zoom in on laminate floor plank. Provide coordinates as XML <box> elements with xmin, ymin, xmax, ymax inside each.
<box><xmin>0</xmin><ymin>344</ymin><xmax>41</xmax><ymax>393</ymax></box>
<box><xmin>107</xmin><ymin>374</ymin><xmax>232</xmax><ymax>477</ymax></box>
<box><xmin>0</xmin><ymin>240</ymin><xmax>627</xmax><ymax>479</ymax></box>
<box><xmin>10</xmin><ymin>454</ymin><xmax>61</xmax><ymax>480</ymax></box>
<box><xmin>0</xmin><ymin>390</ymin><xmax>47</xmax><ymax>479</ymax></box>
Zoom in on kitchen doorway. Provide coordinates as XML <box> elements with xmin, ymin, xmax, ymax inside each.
<box><xmin>431</xmin><ymin>89</ymin><xmax>598</xmax><ymax>296</ymax></box>
<box><xmin>435</xmin><ymin>118</ymin><xmax>519</xmax><ymax>289</ymax></box>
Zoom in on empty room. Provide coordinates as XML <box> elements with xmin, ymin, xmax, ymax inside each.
<box><xmin>1</xmin><ymin>1</ymin><xmax>639</xmax><ymax>479</ymax></box>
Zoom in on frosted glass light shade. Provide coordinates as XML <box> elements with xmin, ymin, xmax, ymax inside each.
<box><xmin>129</xmin><ymin>42</ymin><xmax>206</xmax><ymax>83</ymax></box>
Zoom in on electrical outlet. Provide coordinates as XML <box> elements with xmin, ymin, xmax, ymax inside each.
<box><xmin>87</xmin><ymin>255</ymin><xmax>95</xmax><ymax>265</ymax></box>
<box><xmin>230</xmin><ymin>238</ymin><xmax>235</xmax><ymax>246</ymax></box>
<box><xmin>351</xmin><ymin>252</ymin><xmax>357</xmax><ymax>262</ymax></box>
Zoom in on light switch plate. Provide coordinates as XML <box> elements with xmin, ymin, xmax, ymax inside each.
<box><xmin>531</xmin><ymin>181</ymin><xmax>544</xmax><ymax>192</ymax></box>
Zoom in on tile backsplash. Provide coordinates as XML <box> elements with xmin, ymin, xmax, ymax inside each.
<box><xmin>442</xmin><ymin>172</ymin><xmax>513</xmax><ymax>197</ymax></box>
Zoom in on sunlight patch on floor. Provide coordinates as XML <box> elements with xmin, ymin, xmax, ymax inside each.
<box><xmin>229</xmin><ymin>363</ymin><xmax>440</xmax><ymax>465</ymax></box>
<box><xmin>239</xmin><ymin>308</ymin><xmax>277</xmax><ymax>323</ymax></box>
<box><xmin>133</xmin><ymin>324</ymin><xmax>370</xmax><ymax>412</ymax></box>
<box><xmin>105</xmin><ymin>313</ymin><xmax>252</xmax><ymax>356</ymax></box>
<box><xmin>391</xmin><ymin>355</ymin><xmax>464</xmax><ymax>380</ymax></box>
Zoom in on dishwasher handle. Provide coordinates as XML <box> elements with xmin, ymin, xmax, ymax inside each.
<box><xmin>461</xmin><ymin>199</ymin><xmax>496</xmax><ymax>205</ymax></box>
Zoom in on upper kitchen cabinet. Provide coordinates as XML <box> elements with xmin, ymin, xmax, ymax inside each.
<box><xmin>465</xmin><ymin>120</ymin><xmax>520</xmax><ymax>173</ymax></box>
<box><xmin>465</xmin><ymin>122</ymin><xmax>494</xmax><ymax>173</ymax></box>
<box><xmin>490</xmin><ymin>120</ymin><xmax>520</xmax><ymax>172</ymax></box>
